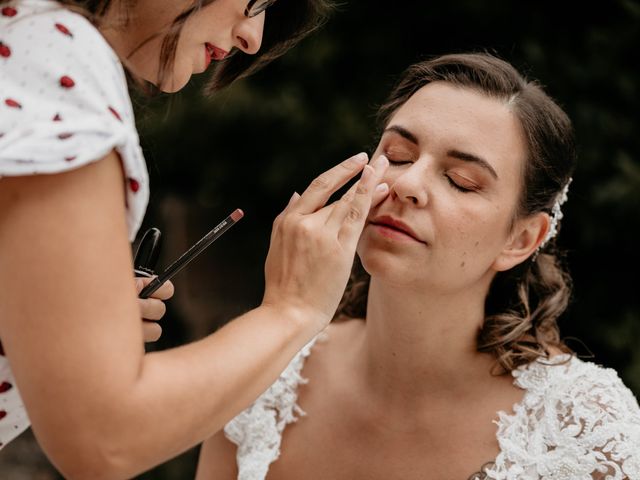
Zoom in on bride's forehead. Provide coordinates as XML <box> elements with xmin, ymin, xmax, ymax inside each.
<box><xmin>389</xmin><ymin>85</ymin><xmax>521</xmax><ymax>143</ymax></box>
<box><xmin>381</xmin><ymin>84</ymin><xmax>528</xmax><ymax>177</ymax></box>
<box><xmin>397</xmin><ymin>82</ymin><xmax>508</xmax><ymax>119</ymax></box>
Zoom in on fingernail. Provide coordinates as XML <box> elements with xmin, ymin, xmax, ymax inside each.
<box><xmin>287</xmin><ymin>191</ymin><xmax>299</xmax><ymax>205</ymax></box>
<box><xmin>375</xmin><ymin>182</ymin><xmax>389</xmax><ymax>194</ymax></box>
<box><xmin>354</xmin><ymin>152</ymin><xmax>369</xmax><ymax>164</ymax></box>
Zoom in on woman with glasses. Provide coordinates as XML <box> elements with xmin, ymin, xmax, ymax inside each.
<box><xmin>0</xmin><ymin>0</ymin><xmax>390</xmax><ymax>478</ymax></box>
<box><xmin>196</xmin><ymin>53</ymin><xmax>640</xmax><ymax>480</ymax></box>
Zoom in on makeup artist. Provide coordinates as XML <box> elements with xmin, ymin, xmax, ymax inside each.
<box><xmin>0</xmin><ymin>0</ymin><xmax>389</xmax><ymax>478</ymax></box>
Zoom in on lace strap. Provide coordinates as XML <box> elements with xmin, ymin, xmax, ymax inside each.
<box><xmin>224</xmin><ymin>337</ymin><xmax>319</xmax><ymax>480</ymax></box>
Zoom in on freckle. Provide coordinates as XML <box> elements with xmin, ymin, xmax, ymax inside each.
<box><xmin>475</xmin><ymin>241</ymin><xmax>479</xmax><ymax>247</ymax></box>
<box><xmin>461</xmin><ymin>261</ymin><xmax>465</xmax><ymax>267</ymax></box>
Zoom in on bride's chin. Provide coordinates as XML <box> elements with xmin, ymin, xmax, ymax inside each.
<box><xmin>360</xmin><ymin>255</ymin><xmax>404</xmax><ymax>281</ymax></box>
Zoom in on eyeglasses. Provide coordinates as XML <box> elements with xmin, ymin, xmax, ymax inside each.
<box><xmin>244</xmin><ymin>0</ymin><xmax>278</xmax><ymax>18</ymax></box>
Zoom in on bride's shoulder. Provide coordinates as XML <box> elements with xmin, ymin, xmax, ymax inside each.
<box><xmin>326</xmin><ymin>316</ymin><xmax>365</xmax><ymax>344</ymax></box>
<box><xmin>315</xmin><ymin>317</ymin><xmax>364</xmax><ymax>357</ymax></box>
<box><xmin>294</xmin><ymin>317</ymin><xmax>365</xmax><ymax>385</ymax></box>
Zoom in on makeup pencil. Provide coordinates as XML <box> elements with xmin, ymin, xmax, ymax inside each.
<box><xmin>139</xmin><ymin>209</ymin><xmax>244</xmax><ymax>299</ymax></box>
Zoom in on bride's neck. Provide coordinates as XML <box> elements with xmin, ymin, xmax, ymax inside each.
<box><xmin>357</xmin><ymin>277</ymin><xmax>499</xmax><ymax>403</ymax></box>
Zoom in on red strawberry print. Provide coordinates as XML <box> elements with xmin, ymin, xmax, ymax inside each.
<box><xmin>0</xmin><ymin>411</ymin><xmax>6</xmax><ymax>420</ymax></box>
<box><xmin>1</xmin><ymin>6</ymin><xmax>17</xmax><ymax>17</ymax></box>
<box><xmin>4</xmin><ymin>98</ymin><xmax>21</xmax><ymax>109</ymax></box>
<box><xmin>129</xmin><ymin>178</ymin><xmax>140</xmax><ymax>193</ymax></box>
<box><xmin>53</xmin><ymin>113</ymin><xmax>62</xmax><ymax>121</ymax></box>
<box><xmin>65</xmin><ymin>156</ymin><xmax>77</xmax><ymax>162</ymax></box>
<box><xmin>0</xmin><ymin>381</ymin><xmax>12</xmax><ymax>393</ymax></box>
<box><xmin>55</xmin><ymin>23</ymin><xmax>73</xmax><ymax>37</ymax></box>
<box><xmin>0</xmin><ymin>41</ymin><xmax>10</xmax><ymax>58</ymax></box>
<box><xmin>59</xmin><ymin>75</ymin><xmax>75</xmax><ymax>88</ymax></box>
<box><xmin>108</xmin><ymin>106</ymin><xmax>122</xmax><ymax>122</ymax></box>
<box><xmin>58</xmin><ymin>133</ymin><xmax>73</xmax><ymax>140</ymax></box>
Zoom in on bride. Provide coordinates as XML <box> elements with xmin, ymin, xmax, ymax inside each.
<box><xmin>196</xmin><ymin>52</ymin><xmax>640</xmax><ymax>480</ymax></box>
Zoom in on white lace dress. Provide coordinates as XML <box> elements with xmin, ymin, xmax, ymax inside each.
<box><xmin>224</xmin><ymin>338</ymin><xmax>640</xmax><ymax>480</ymax></box>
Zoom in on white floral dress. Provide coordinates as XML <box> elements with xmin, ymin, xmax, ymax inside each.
<box><xmin>225</xmin><ymin>339</ymin><xmax>640</xmax><ymax>480</ymax></box>
<box><xmin>0</xmin><ymin>0</ymin><xmax>148</xmax><ymax>448</ymax></box>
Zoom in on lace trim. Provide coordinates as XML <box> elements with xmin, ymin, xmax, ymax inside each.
<box><xmin>469</xmin><ymin>461</ymin><xmax>498</xmax><ymax>480</ymax></box>
<box><xmin>487</xmin><ymin>354</ymin><xmax>640</xmax><ymax>479</ymax></box>
<box><xmin>226</xmin><ymin>349</ymin><xmax>640</xmax><ymax>480</ymax></box>
<box><xmin>224</xmin><ymin>337</ymin><xmax>319</xmax><ymax>480</ymax></box>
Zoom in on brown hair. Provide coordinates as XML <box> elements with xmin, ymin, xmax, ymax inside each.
<box><xmin>142</xmin><ymin>0</ymin><xmax>334</xmax><ymax>94</ymax></box>
<box><xmin>338</xmin><ymin>52</ymin><xmax>577</xmax><ymax>373</ymax></box>
<box><xmin>0</xmin><ymin>0</ymin><xmax>332</xmax><ymax>93</ymax></box>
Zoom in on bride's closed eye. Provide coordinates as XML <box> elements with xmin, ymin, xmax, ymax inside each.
<box><xmin>384</xmin><ymin>148</ymin><xmax>416</xmax><ymax>166</ymax></box>
<box><xmin>446</xmin><ymin>172</ymin><xmax>480</xmax><ymax>193</ymax></box>
<box><xmin>387</xmin><ymin>158</ymin><xmax>412</xmax><ymax>166</ymax></box>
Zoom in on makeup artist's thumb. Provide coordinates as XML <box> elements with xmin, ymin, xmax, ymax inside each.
<box><xmin>371</xmin><ymin>182</ymin><xmax>389</xmax><ymax>207</ymax></box>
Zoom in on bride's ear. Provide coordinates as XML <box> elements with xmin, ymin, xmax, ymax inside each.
<box><xmin>492</xmin><ymin>212</ymin><xmax>550</xmax><ymax>272</ymax></box>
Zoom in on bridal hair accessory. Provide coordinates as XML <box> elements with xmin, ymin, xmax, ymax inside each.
<box><xmin>539</xmin><ymin>178</ymin><xmax>572</xmax><ymax>250</ymax></box>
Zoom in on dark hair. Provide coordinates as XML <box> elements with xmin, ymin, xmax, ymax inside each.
<box><xmin>338</xmin><ymin>52</ymin><xmax>577</xmax><ymax>373</ymax></box>
<box><xmin>147</xmin><ymin>0</ymin><xmax>334</xmax><ymax>94</ymax></box>
<box><xmin>0</xmin><ymin>0</ymin><xmax>332</xmax><ymax>93</ymax></box>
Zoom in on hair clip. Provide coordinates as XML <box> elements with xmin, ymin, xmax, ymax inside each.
<box><xmin>536</xmin><ymin>178</ymin><xmax>572</xmax><ymax>257</ymax></box>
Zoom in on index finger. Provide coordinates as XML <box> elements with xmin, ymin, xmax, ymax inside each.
<box><xmin>290</xmin><ymin>152</ymin><xmax>369</xmax><ymax>215</ymax></box>
<box><xmin>135</xmin><ymin>276</ymin><xmax>175</xmax><ymax>300</ymax></box>
<box><xmin>337</xmin><ymin>155</ymin><xmax>389</xmax><ymax>245</ymax></box>
<box><xmin>149</xmin><ymin>279</ymin><xmax>174</xmax><ymax>301</ymax></box>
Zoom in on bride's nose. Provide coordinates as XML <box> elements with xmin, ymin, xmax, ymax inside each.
<box><xmin>389</xmin><ymin>163</ymin><xmax>429</xmax><ymax>207</ymax></box>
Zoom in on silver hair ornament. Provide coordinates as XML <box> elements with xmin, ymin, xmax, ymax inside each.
<box><xmin>539</xmin><ymin>178</ymin><xmax>572</xmax><ymax>251</ymax></box>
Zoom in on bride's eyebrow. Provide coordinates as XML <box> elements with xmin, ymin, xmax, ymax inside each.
<box><xmin>447</xmin><ymin>149</ymin><xmax>499</xmax><ymax>180</ymax></box>
<box><xmin>383</xmin><ymin>125</ymin><xmax>419</xmax><ymax>145</ymax></box>
<box><xmin>383</xmin><ymin>125</ymin><xmax>498</xmax><ymax>180</ymax></box>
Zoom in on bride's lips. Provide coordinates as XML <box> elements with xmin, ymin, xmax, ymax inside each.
<box><xmin>369</xmin><ymin>215</ymin><xmax>426</xmax><ymax>244</ymax></box>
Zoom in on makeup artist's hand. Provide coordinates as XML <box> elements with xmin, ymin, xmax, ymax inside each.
<box><xmin>262</xmin><ymin>153</ymin><xmax>389</xmax><ymax>332</ymax></box>
<box><xmin>135</xmin><ymin>276</ymin><xmax>175</xmax><ymax>342</ymax></box>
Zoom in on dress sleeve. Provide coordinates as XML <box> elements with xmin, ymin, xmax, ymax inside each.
<box><xmin>537</xmin><ymin>359</ymin><xmax>640</xmax><ymax>480</ymax></box>
<box><xmin>494</xmin><ymin>356</ymin><xmax>640</xmax><ymax>480</ymax></box>
<box><xmin>0</xmin><ymin>2</ymin><xmax>148</xmax><ymax>240</ymax></box>
<box><xmin>574</xmin><ymin>367</ymin><xmax>640</xmax><ymax>480</ymax></box>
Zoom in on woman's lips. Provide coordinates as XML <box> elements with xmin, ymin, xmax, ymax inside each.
<box><xmin>205</xmin><ymin>43</ymin><xmax>228</xmax><ymax>62</ymax></box>
<box><xmin>204</xmin><ymin>45</ymin><xmax>212</xmax><ymax>69</ymax></box>
<box><xmin>369</xmin><ymin>216</ymin><xmax>426</xmax><ymax>244</ymax></box>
